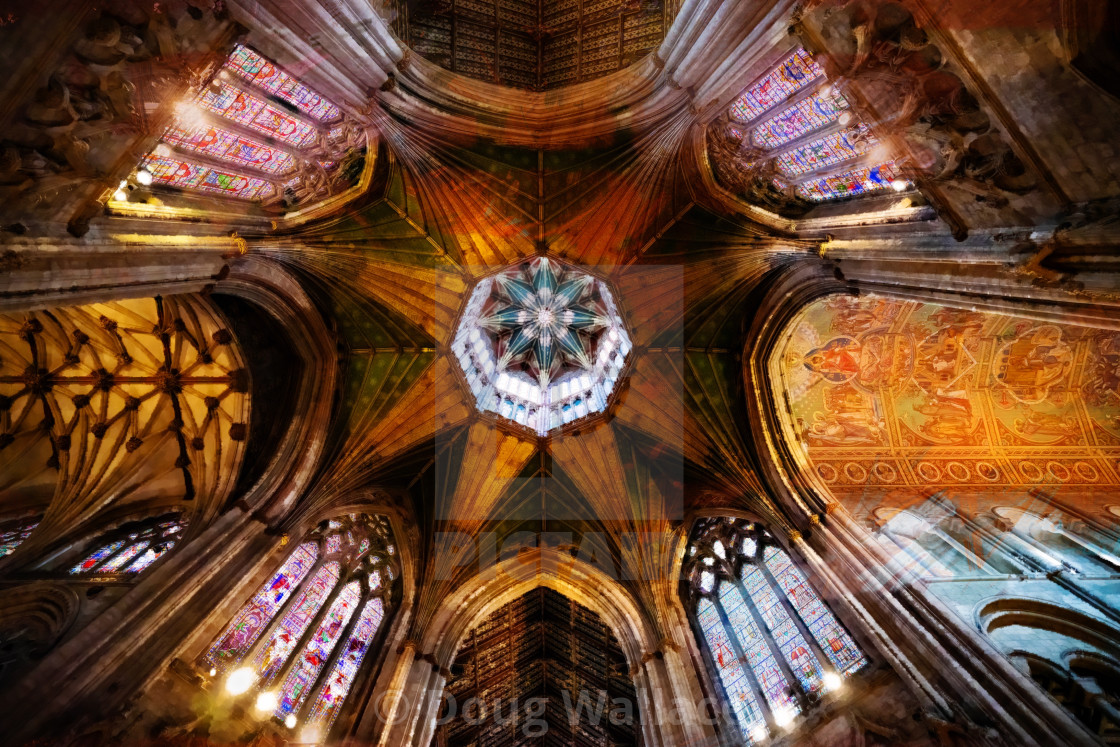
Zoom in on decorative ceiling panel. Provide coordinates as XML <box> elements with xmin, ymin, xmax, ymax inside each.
<box><xmin>397</xmin><ymin>0</ymin><xmax>674</xmax><ymax>90</ymax></box>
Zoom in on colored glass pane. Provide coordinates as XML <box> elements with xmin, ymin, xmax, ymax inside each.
<box><xmin>730</xmin><ymin>49</ymin><xmax>823</xmax><ymax>123</ymax></box>
<box><xmin>698</xmin><ymin>599</ymin><xmax>765</xmax><ymax>738</ymax></box>
<box><xmin>719</xmin><ymin>580</ymin><xmax>798</xmax><ymax>714</ymax></box>
<box><xmin>742</xmin><ymin>564</ymin><xmax>824</xmax><ymax>693</ymax></box>
<box><xmin>276</xmin><ymin>581</ymin><xmax>361</xmax><ymax>718</ymax></box>
<box><xmin>774</xmin><ymin>126</ymin><xmax>875</xmax><ymax>177</ymax></box>
<box><xmin>0</xmin><ymin>519</ymin><xmax>38</xmax><ymax>559</ymax></box>
<box><xmin>764</xmin><ymin>547</ymin><xmax>866</xmax><ymax>675</ymax></box>
<box><xmin>143</xmin><ymin>155</ymin><xmax>274</xmax><ymax>201</ymax></box>
<box><xmin>253</xmin><ymin>561</ymin><xmax>340</xmax><ymax>685</ymax></box>
<box><xmin>127</xmin><ymin>541</ymin><xmax>176</xmax><ymax>574</ymax></box>
<box><xmin>752</xmin><ymin>90</ymin><xmax>848</xmax><ymax>150</ymax></box>
<box><xmin>204</xmin><ymin>542</ymin><xmax>318</xmax><ymax>674</ymax></box>
<box><xmin>70</xmin><ymin>540</ymin><xmax>126</xmax><ymax>574</ymax></box>
<box><xmin>162</xmin><ymin>124</ymin><xmax>295</xmax><ymax>175</ymax></box>
<box><xmin>225</xmin><ymin>45</ymin><xmax>341</xmax><ymax>122</ymax></box>
<box><xmin>99</xmin><ymin>541</ymin><xmax>148</xmax><ymax>572</ymax></box>
<box><xmin>305</xmin><ymin>598</ymin><xmax>385</xmax><ymax>733</ymax></box>
<box><xmin>795</xmin><ymin>161</ymin><xmax>900</xmax><ymax>201</ymax></box>
<box><xmin>198</xmin><ymin>86</ymin><xmax>318</xmax><ymax>149</ymax></box>
<box><xmin>326</xmin><ymin>534</ymin><xmax>341</xmax><ymax>555</ymax></box>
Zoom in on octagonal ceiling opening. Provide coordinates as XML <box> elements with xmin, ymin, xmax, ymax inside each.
<box><xmin>452</xmin><ymin>257</ymin><xmax>632</xmax><ymax>437</ymax></box>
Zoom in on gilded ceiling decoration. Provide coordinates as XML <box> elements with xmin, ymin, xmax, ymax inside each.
<box><xmin>772</xmin><ymin>294</ymin><xmax>1120</xmax><ymax>509</ymax></box>
<box><xmin>0</xmin><ymin>296</ymin><xmax>250</xmax><ymax>543</ymax></box>
<box><xmin>452</xmin><ymin>257</ymin><xmax>632</xmax><ymax>436</ymax></box>
<box><xmin>438</xmin><ymin>587</ymin><xmax>638</xmax><ymax>746</ymax></box>
<box><xmin>394</xmin><ymin>0</ymin><xmax>676</xmax><ymax>89</ymax></box>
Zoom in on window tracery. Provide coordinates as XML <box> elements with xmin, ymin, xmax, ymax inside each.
<box><xmin>122</xmin><ymin>45</ymin><xmax>365</xmax><ymax>209</ymax></box>
<box><xmin>685</xmin><ymin>517</ymin><xmax>865</xmax><ymax>743</ymax></box>
<box><xmin>712</xmin><ymin>48</ymin><xmax>909</xmax><ymax>204</ymax></box>
<box><xmin>201</xmin><ymin>513</ymin><xmax>397</xmax><ymax>738</ymax></box>
<box><xmin>68</xmin><ymin>514</ymin><xmax>185</xmax><ymax>576</ymax></box>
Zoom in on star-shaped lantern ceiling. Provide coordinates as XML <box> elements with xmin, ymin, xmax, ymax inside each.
<box><xmin>452</xmin><ymin>258</ymin><xmax>633</xmax><ymax>437</ymax></box>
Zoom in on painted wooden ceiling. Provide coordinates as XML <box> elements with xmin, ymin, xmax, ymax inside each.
<box><xmin>392</xmin><ymin>0</ymin><xmax>678</xmax><ymax>90</ymax></box>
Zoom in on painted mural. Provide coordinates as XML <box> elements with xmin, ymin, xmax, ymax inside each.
<box><xmin>774</xmin><ymin>295</ymin><xmax>1120</xmax><ymax>504</ymax></box>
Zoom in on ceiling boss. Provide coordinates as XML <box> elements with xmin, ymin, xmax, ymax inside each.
<box><xmin>452</xmin><ymin>257</ymin><xmax>632</xmax><ymax>437</ymax></box>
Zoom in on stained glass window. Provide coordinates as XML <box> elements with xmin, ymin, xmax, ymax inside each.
<box><xmin>686</xmin><ymin>518</ymin><xmax>866</xmax><ymax>743</ymax></box>
<box><xmin>225</xmin><ymin>45</ymin><xmax>341</xmax><ymax>123</ymax></box>
<box><xmin>774</xmin><ymin>126</ymin><xmax>876</xmax><ymax>177</ymax></box>
<box><xmin>764</xmin><ymin>547</ymin><xmax>867</xmax><ymax>675</ymax></box>
<box><xmin>720</xmin><ymin>580</ymin><xmax>798</xmax><ymax>714</ymax></box>
<box><xmin>0</xmin><ymin>518</ymin><xmax>39</xmax><ymax>559</ymax></box>
<box><xmin>142</xmin><ymin>155</ymin><xmax>275</xmax><ymax>201</ymax></box>
<box><xmin>200</xmin><ymin>514</ymin><xmax>398</xmax><ymax>736</ymax></box>
<box><xmin>69</xmin><ymin>516</ymin><xmax>186</xmax><ymax>576</ymax></box>
<box><xmin>730</xmin><ymin>49</ymin><xmax>823</xmax><ymax>123</ymax></box>
<box><xmin>162</xmin><ymin>124</ymin><xmax>296</xmax><ymax>175</ymax></box>
<box><xmin>204</xmin><ymin>542</ymin><xmax>319</xmax><ymax>674</ymax></box>
<box><xmin>698</xmin><ymin>599</ymin><xmax>766</xmax><ymax>738</ymax></box>
<box><xmin>723</xmin><ymin>49</ymin><xmax>911</xmax><ymax>203</ymax></box>
<box><xmin>742</xmin><ymin>565</ymin><xmax>824</xmax><ymax>693</ymax></box>
<box><xmin>751</xmin><ymin>90</ymin><xmax>849</xmax><ymax>150</ymax></box>
<box><xmin>795</xmin><ymin>162</ymin><xmax>901</xmax><ymax>202</ymax></box>
<box><xmin>253</xmin><ymin>561</ymin><xmax>340</xmax><ymax>685</ymax></box>
<box><xmin>305</xmin><ymin>598</ymin><xmax>385</xmax><ymax>732</ymax></box>
<box><xmin>276</xmin><ymin>580</ymin><xmax>362</xmax><ymax>718</ymax></box>
<box><xmin>197</xmin><ymin>86</ymin><xmax>318</xmax><ymax>149</ymax></box>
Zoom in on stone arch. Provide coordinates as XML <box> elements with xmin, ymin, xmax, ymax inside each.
<box><xmin>373</xmin><ymin>549</ymin><xmax>709</xmax><ymax>747</ymax></box>
<box><xmin>0</xmin><ymin>582</ymin><xmax>80</xmax><ymax>679</ymax></box>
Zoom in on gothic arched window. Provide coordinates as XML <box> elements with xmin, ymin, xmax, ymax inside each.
<box><xmin>0</xmin><ymin>516</ymin><xmax>41</xmax><ymax>559</ymax></box>
<box><xmin>684</xmin><ymin>517</ymin><xmax>866</xmax><ymax>743</ymax></box>
<box><xmin>68</xmin><ymin>514</ymin><xmax>185</xmax><ymax>576</ymax></box>
<box><xmin>119</xmin><ymin>45</ymin><xmax>365</xmax><ymax>209</ymax></box>
<box><xmin>202</xmin><ymin>513</ymin><xmax>398</xmax><ymax>739</ymax></box>
<box><xmin>722</xmin><ymin>48</ymin><xmax>909</xmax><ymax>202</ymax></box>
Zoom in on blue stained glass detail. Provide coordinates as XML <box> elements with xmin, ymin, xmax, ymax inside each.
<box><xmin>774</xmin><ymin>125</ymin><xmax>876</xmax><ymax>177</ymax></box>
<box><xmin>730</xmin><ymin>49</ymin><xmax>824</xmax><ymax>123</ymax></box>
<box><xmin>752</xmin><ymin>90</ymin><xmax>849</xmax><ymax>150</ymax></box>
<box><xmin>698</xmin><ymin>599</ymin><xmax>765</xmax><ymax>738</ymax></box>
<box><xmin>252</xmin><ymin>561</ymin><xmax>340</xmax><ymax>686</ymax></box>
<box><xmin>795</xmin><ymin>161</ymin><xmax>901</xmax><ymax>201</ymax></box>
<box><xmin>742</xmin><ymin>564</ymin><xmax>824</xmax><ymax>693</ymax></box>
<box><xmin>70</xmin><ymin>540</ymin><xmax>126</xmax><ymax>574</ymax></box>
<box><xmin>764</xmin><ymin>546</ymin><xmax>866</xmax><ymax>675</ymax></box>
<box><xmin>719</xmin><ymin>580</ymin><xmax>799</xmax><ymax>715</ymax></box>
<box><xmin>304</xmin><ymin>598</ymin><xmax>385</xmax><ymax>733</ymax></box>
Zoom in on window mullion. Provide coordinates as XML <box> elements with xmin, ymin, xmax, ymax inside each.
<box><xmin>755</xmin><ymin>551</ymin><xmax>834</xmax><ymax>677</ymax></box>
<box><xmin>732</xmin><ymin>570</ymin><xmax>808</xmax><ymax>705</ymax></box>
<box><xmin>241</xmin><ymin>556</ymin><xmax>327</xmax><ymax>671</ymax></box>
<box><xmin>294</xmin><ymin>586</ymin><xmax>372</xmax><ymax>725</ymax></box>
<box><xmin>265</xmin><ymin>570</ymin><xmax>347</xmax><ymax>691</ymax></box>
<box><xmin>712</xmin><ymin>591</ymin><xmax>776</xmax><ymax>729</ymax></box>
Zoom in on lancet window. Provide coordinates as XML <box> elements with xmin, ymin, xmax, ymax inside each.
<box><xmin>684</xmin><ymin>517</ymin><xmax>866</xmax><ymax>743</ymax></box>
<box><xmin>68</xmin><ymin>514</ymin><xmax>185</xmax><ymax>576</ymax></box>
<box><xmin>724</xmin><ymin>48</ymin><xmax>909</xmax><ymax>201</ymax></box>
<box><xmin>201</xmin><ymin>513</ymin><xmax>398</xmax><ymax>739</ymax></box>
<box><xmin>119</xmin><ymin>45</ymin><xmax>364</xmax><ymax>209</ymax></box>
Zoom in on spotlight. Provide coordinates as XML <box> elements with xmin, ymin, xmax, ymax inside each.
<box><xmin>135</xmin><ymin>168</ymin><xmax>153</xmax><ymax>186</ymax></box>
<box><xmin>823</xmin><ymin>671</ymin><xmax>844</xmax><ymax>692</ymax></box>
<box><xmin>154</xmin><ymin>143</ymin><xmax>172</xmax><ymax>158</ymax></box>
<box><xmin>208</xmin><ymin>668</ymin><xmax>217</xmax><ymax>677</ymax></box>
<box><xmin>112</xmin><ymin>189</ymin><xmax>128</xmax><ymax>202</ymax></box>
<box><xmin>750</xmin><ymin>724</ymin><xmax>769</xmax><ymax>743</ymax></box>
<box><xmin>891</xmin><ymin>179</ymin><xmax>909</xmax><ymax>192</ymax></box>
<box><xmin>773</xmin><ymin>706</ymin><xmax>795</xmax><ymax>728</ymax></box>
<box><xmin>254</xmin><ymin>690</ymin><xmax>279</xmax><ymax>713</ymax></box>
<box><xmin>837</xmin><ymin>111</ymin><xmax>853</xmax><ymax>127</ymax></box>
<box><xmin>225</xmin><ymin>666</ymin><xmax>256</xmax><ymax>695</ymax></box>
<box><xmin>284</xmin><ymin>714</ymin><xmax>297</xmax><ymax>729</ymax></box>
